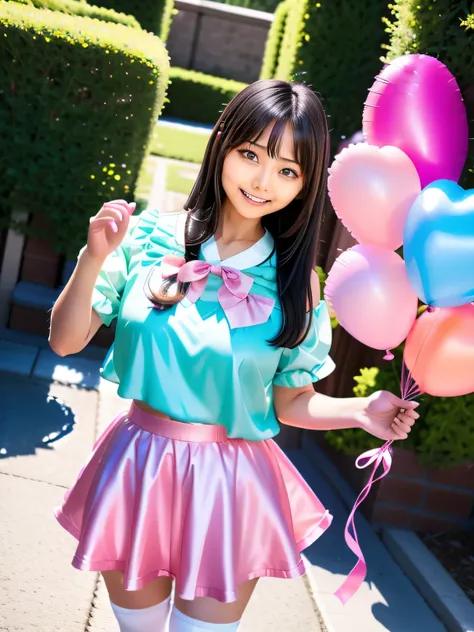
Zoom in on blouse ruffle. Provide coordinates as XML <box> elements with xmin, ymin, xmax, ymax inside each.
<box><xmin>273</xmin><ymin>300</ymin><xmax>335</xmax><ymax>388</ymax></box>
<box><xmin>91</xmin><ymin>208</ymin><xmax>184</xmax><ymax>326</ymax></box>
<box><xmin>88</xmin><ymin>207</ymin><xmax>335</xmax><ymax>431</ymax></box>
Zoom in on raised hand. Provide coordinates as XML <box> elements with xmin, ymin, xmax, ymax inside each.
<box><xmin>86</xmin><ymin>200</ymin><xmax>136</xmax><ymax>263</ymax></box>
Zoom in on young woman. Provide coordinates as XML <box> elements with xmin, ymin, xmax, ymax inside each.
<box><xmin>50</xmin><ymin>79</ymin><xmax>419</xmax><ymax>632</ymax></box>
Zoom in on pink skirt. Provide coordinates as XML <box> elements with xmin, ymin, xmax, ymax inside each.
<box><xmin>55</xmin><ymin>403</ymin><xmax>332</xmax><ymax>603</ymax></box>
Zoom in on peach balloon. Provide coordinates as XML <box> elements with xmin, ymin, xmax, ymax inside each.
<box><xmin>328</xmin><ymin>144</ymin><xmax>421</xmax><ymax>250</ymax></box>
<box><xmin>324</xmin><ymin>244</ymin><xmax>419</xmax><ymax>351</ymax></box>
<box><xmin>404</xmin><ymin>304</ymin><xmax>474</xmax><ymax>397</ymax></box>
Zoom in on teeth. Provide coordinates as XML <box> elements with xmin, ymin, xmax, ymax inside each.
<box><xmin>242</xmin><ymin>190</ymin><xmax>267</xmax><ymax>203</ymax></box>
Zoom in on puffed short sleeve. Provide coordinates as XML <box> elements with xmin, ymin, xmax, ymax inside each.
<box><xmin>273</xmin><ymin>300</ymin><xmax>335</xmax><ymax>388</ymax></box>
<box><xmin>90</xmin><ymin>208</ymin><xmax>161</xmax><ymax>326</ymax></box>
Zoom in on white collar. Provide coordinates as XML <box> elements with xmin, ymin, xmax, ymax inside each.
<box><xmin>201</xmin><ymin>230</ymin><xmax>274</xmax><ymax>270</ymax></box>
<box><xmin>171</xmin><ymin>211</ymin><xmax>275</xmax><ymax>270</ymax></box>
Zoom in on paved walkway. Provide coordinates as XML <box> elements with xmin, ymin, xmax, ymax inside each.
<box><xmin>0</xmin><ymin>330</ymin><xmax>447</xmax><ymax>631</ymax></box>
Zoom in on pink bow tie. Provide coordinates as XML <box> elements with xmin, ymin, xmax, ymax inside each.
<box><xmin>160</xmin><ymin>255</ymin><xmax>275</xmax><ymax>329</ymax></box>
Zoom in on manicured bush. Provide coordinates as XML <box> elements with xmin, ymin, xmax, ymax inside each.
<box><xmin>0</xmin><ymin>2</ymin><xmax>169</xmax><ymax>257</ymax></box>
<box><xmin>260</xmin><ymin>0</ymin><xmax>291</xmax><ymax>80</ymax></box>
<box><xmin>383</xmin><ymin>0</ymin><xmax>474</xmax><ymax>188</ymax></box>
<box><xmin>290</xmin><ymin>0</ymin><xmax>391</xmax><ymax>152</ymax></box>
<box><xmin>164</xmin><ymin>67</ymin><xmax>247</xmax><ymax>126</ymax></box>
<box><xmin>273</xmin><ymin>0</ymin><xmax>308</xmax><ymax>83</ymax></box>
<box><xmin>92</xmin><ymin>0</ymin><xmax>174</xmax><ymax>41</ymax></box>
<box><xmin>5</xmin><ymin>0</ymin><xmax>141</xmax><ymax>28</ymax></box>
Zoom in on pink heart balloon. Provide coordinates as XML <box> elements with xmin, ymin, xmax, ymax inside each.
<box><xmin>363</xmin><ymin>54</ymin><xmax>468</xmax><ymax>189</ymax></box>
<box><xmin>404</xmin><ymin>304</ymin><xmax>474</xmax><ymax>397</ymax></box>
<box><xmin>328</xmin><ymin>144</ymin><xmax>421</xmax><ymax>250</ymax></box>
<box><xmin>324</xmin><ymin>244</ymin><xmax>419</xmax><ymax>351</ymax></box>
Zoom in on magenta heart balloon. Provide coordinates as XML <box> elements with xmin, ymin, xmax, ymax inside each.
<box><xmin>363</xmin><ymin>55</ymin><xmax>468</xmax><ymax>189</ymax></box>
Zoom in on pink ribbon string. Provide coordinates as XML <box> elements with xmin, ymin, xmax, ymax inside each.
<box><xmin>334</xmin><ymin>440</ymin><xmax>393</xmax><ymax>605</ymax></box>
<box><xmin>159</xmin><ymin>255</ymin><xmax>275</xmax><ymax>328</ymax></box>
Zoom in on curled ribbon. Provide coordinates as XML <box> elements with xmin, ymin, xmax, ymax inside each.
<box><xmin>334</xmin><ymin>440</ymin><xmax>393</xmax><ymax>605</ymax></box>
<box><xmin>159</xmin><ymin>255</ymin><xmax>275</xmax><ymax>329</ymax></box>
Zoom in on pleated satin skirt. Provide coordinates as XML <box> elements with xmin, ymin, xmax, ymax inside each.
<box><xmin>55</xmin><ymin>402</ymin><xmax>332</xmax><ymax>603</ymax></box>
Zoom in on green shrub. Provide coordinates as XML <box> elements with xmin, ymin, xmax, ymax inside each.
<box><xmin>273</xmin><ymin>0</ymin><xmax>308</xmax><ymax>82</ymax></box>
<box><xmin>92</xmin><ymin>0</ymin><xmax>174</xmax><ymax>41</ymax></box>
<box><xmin>0</xmin><ymin>2</ymin><xmax>169</xmax><ymax>257</ymax></box>
<box><xmin>5</xmin><ymin>0</ymin><xmax>141</xmax><ymax>28</ymax></box>
<box><xmin>260</xmin><ymin>0</ymin><xmax>291</xmax><ymax>80</ymax></box>
<box><xmin>383</xmin><ymin>0</ymin><xmax>474</xmax><ymax>189</ymax></box>
<box><xmin>288</xmin><ymin>0</ymin><xmax>390</xmax><ymax>152</ymax></box>
<box><xmin>164</xmin><ymin>68</ymin><xmax>247</xmax><ymax>126</ymax></box>
<box><xmin>325</xmin><ymin>345</ymin><xmax>474</xmax><ymax>468</ymax></box>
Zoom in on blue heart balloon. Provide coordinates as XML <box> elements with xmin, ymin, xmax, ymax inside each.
<box><xmin>404</xmin><ymin>180</ymin><xmax>474</xmax><ymax>307</ymax></box>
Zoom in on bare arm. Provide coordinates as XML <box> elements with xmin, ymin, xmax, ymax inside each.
<box><xmin>274</xmin><ymin>383</ymin><xmax>419</xmax><ymax>442</ymax></box>
<box><xmin>274</xmin><ymin>385</ymin><xmax>366</xmax><ymax>431</ymax></box>
<box><xmin>49</xmin><ymin>199</ymin><xmax>135</xmax><ymax>356</ymax></box>
<box><xmin>273</xmin><ymin>270</ymin><xmax>419</xmax><ymax>441</ymax></box>
<box><xmin>49</xmin><ymin>250</ymin><xmax>106</xmax><ymax>356</ymax></box>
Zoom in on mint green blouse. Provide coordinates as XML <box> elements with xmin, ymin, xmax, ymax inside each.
<box><xmin>91</xmin><ymin>208</ymin><xmax>335</xmax><ymax>440</ymax></box>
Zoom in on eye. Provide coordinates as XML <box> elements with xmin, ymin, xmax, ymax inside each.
<box><xmin>281</xmin><ymin>167</ymin><xmax>299</xmax><ymax>178</ymax></box>
<box><xmin>238</xmin><ymin>149</ymin><xmax>258</xmax><ymax>162</ymax></box>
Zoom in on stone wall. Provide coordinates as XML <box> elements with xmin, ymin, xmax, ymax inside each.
<box><xmin>167</xmin><ymin>0</ymin><xmax>273</xmax><ymax>83</ymax></box>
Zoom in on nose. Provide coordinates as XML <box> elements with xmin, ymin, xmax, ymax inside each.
<box><xmin>253</xmin><ymin>166</ymin><xmax>271</xmax><ymax>193</ymax></box>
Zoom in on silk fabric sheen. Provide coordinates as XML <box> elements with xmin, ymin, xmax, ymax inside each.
<box><xmin>55</xmin><ymin>404</ymin><xmax>332</xmax><ymax>602</ymax></box>
<box><xmin>89</xmin><ymin>208</ymin><xmax>335</xmax><ymax>441</ymax></box>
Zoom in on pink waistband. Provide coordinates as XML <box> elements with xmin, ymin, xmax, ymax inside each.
<box><xmin>126</xmin><ymin>402</ymin><xmax>229</xmax><ymax>443</ymax></box>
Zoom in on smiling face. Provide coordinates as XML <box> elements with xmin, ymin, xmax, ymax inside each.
<box><xmin>220</xmin><ymin>121</ymin><xmax>304</xmax><ymax>221</ymax></box>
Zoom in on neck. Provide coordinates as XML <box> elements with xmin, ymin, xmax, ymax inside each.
<box><xmin>217</xmin><ymin>199</ymin><xmax>265</xmax><ymax>244</ymax></box>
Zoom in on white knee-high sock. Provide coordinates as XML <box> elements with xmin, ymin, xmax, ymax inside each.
<box><xmin>169</xmin><ymin>605</ymin><xmax>240</xmax><ymax>631</ymax></box>
<box><xmin>110</xmin><ymin>596</ymin><xmax>172</xmax><ymax>632</ymax></box>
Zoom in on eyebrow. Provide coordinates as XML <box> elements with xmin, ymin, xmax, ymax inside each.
<box><xmin>247</xmin><ymin>141</ymin><xmax>300</xmax><ymax>166</ymax></box>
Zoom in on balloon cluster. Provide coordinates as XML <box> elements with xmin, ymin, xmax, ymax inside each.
<box><xmin>325</xmin><ymin>54</ymin><xmax>471</xmax><ymax>398</ymax></box>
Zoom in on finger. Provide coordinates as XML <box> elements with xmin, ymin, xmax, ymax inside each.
<box><xmin>104</xmin><ymin>199</ymin><xmax>129</xmax><ymax>207</ymax></box>
<box><xmin>99</xmin><ymin>205</ymin><xmax>125</xmax><ymax>221</ymax></box>
<box><xmin>389</xmin><ymin>394</ymin><xmax>420</xmax><ymax>410</ymax></box>
<box><xmin>401</xmin><ymin>400</ymin><xmax>420</xmax><ymax>410</ymax></box>
<box><xmin>96</xmin><ymin>207</ymin><xmax>125</xmax><ymax>224</ymax></box>
<box><xmin>390</xmin><ymin>422</ymin><xmax>408</xmax><ymax>440</ymax></box>
<box><xmin>105</xmin><ymin>200</ymin><xmax>135</xmax><ymax>215</ymax></box>
<box><xmin>102</xmin><ymin>202</ymin><xmax>135</xmax><ymax>221</ymax></box>
<box><xmin>397</xmin><ymin>412</ymin><xmax>418</xmax><ymax>425</ymax></box>
<box><xmin>90</xmin><ymin>216</ymin><xmax>119</xmax><ymax>232</ymax></box>
<box><xmin>394</xmin><ymin>417</ymin><xmax>412</xmax><ymax>434</ymax></box>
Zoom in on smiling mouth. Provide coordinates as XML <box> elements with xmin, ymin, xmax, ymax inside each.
<box><xmin>240</xmin><ymin>189</ymin><xmax>270</xmax><ymax>204</ymax></box>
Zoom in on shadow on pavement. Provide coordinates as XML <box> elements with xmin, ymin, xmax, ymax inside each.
<box><xmin>0</xmin><ymin>372</ymin><xmax>75</xmax><ymax>459</ymax></box>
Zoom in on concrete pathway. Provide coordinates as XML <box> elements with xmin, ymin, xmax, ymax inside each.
<box><xmin>0</xmin><ymin>334</ymin><xmax>324</xmax><ymax>631</ymax></box>
<box><xmin>0</xmin><ymin>329</ymin><xmax>448</xmax><ymax>631</ymax></box>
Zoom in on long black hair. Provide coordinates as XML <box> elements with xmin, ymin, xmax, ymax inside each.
<box><xmin>148</xmin><ymin>79</ymin><xmax>330</xmax><ymax>348</ymax></box>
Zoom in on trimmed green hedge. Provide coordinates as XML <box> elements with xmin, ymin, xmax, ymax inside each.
<box><xmin>291</xmin><ymin>0</ymin><xmax>390</xmax><ymax>152</ymax></box>
<box><xmin>0</xmin><ymin>2</ymin><xmax>169</xmax><ymax>257</ymax></box>
<box><xmin>383</xmin><ymin>0</ymin><xmax>474</xmax><ymax>189</ymax></box>
<box><xmin>164</xmin><ymin>67</ymin><xmax>247</xmax><ymax>126</ymax></box>
<box><xmin>273</xmin><ymin>0</ymin><xmax>308</xmax><ymax>82</ymax></box>
<box><xmin>93</xmin><ymin>0</ymin><xmax>174</xmax><ymax>41</ymax></box>
<box><xmin>5</xmin><ymin>0</ymin><xmax>141</xmax><ymax>28</ymax></box>
<box><xmin>260</xmin><ymin>0</ymin><xmax>291</xmax><ymax>80</ymax></box>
